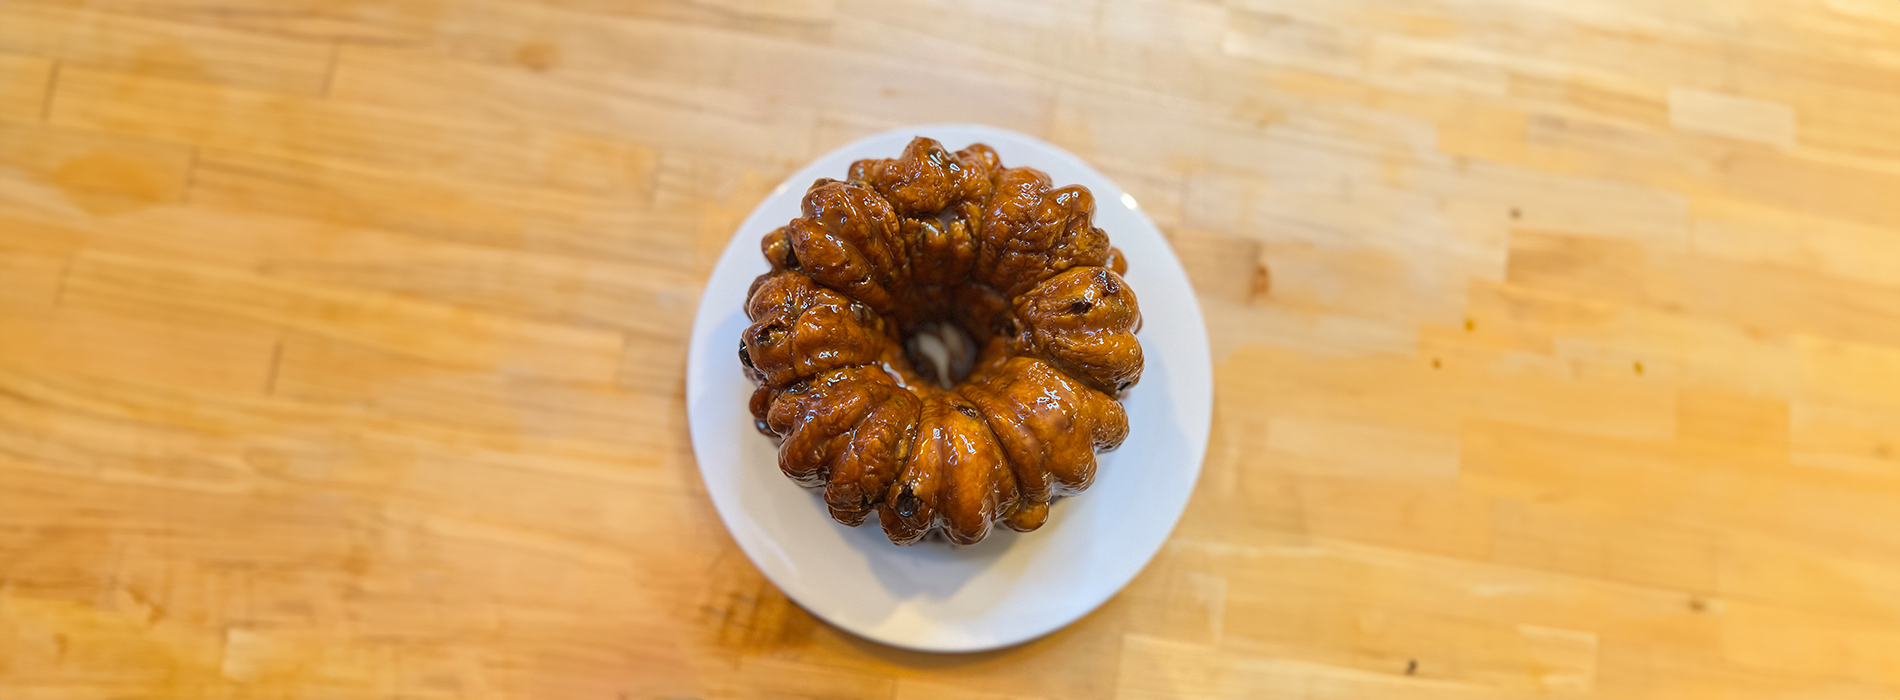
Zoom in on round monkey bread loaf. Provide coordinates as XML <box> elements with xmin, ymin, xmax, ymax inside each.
<box><xmin>740</xmin><ymin>137</ymin><xmax>1143</xmax><ymax>545</ymax></box>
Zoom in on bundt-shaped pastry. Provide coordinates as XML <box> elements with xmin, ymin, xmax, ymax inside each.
<box><xmin>741</xmin><ymin>136</ymin><xmax>1143</xmax><ymax>545</ymax></box>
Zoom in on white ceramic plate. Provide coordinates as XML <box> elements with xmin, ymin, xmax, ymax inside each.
<box><xmin>684</xmin><ymin>124</ymin><xmax>1212</xmax><ymax>653</ymax></box>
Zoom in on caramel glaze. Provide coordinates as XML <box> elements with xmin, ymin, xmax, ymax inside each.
<box><xmin>741</xmin><ymin>136</ymin><xmax>1143</xmax><ymax>545</ymax></box>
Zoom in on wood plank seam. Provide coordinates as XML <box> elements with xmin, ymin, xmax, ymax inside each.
<box><xmin>264</xmin><ymin>338</ymin><xmax>284</xmax><ymax>396</ymax></box>
<box><xmin>38</xmin><ymin>60</ymin><xmax>60</xmax><ymax>122</ymax></box>
<box><xmin>183</xmin><ymin>145</ymin><xmax>200</xmax><ymax>203</ymax></box>
<box><xmin>321</xmin><ymin>40</ymin><xmax>340</xmax><ymax>99</ymax></box>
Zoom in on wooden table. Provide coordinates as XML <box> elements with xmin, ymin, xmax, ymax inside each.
<box><xmin>4</xmin><ymin>0</ymin><xmax>1899</xmax><ymax>697</ymax></box>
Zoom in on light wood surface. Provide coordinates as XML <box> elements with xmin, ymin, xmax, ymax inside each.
<box><xmin>4</xmin><ymin>0</ymin><xmax>1900</xmax><ymax>697</ymax></box>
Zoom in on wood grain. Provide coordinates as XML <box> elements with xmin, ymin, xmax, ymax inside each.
<box><xmin>3</xmin><ymin>0</ymin><xmax>1899</xmax><ymax>697</ymax></box>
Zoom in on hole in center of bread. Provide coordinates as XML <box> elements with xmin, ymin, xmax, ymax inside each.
<box><xmin>904</xmin><ymin>320</ymin><xmax>976</xmax><ymax>390</ymax></box>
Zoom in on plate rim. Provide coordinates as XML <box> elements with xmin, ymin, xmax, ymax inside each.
<box><xmin>684</xmin><ymin>123</ymin><xmax>1213</xmax><ymax>653</ymax></box>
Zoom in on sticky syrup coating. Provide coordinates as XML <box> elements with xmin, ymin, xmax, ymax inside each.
<box><xmin>741</xmin><ymin>136</ymin><xmax>1143</xmax><ymax>545</ymax></box>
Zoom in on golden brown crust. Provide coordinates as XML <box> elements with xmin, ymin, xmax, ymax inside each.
<box><xmin>877</xmin><ymin>398</ymin><xmax>1017</xmax><ymax>545</ymax></box>
<box><xmin>977</xmin><ymin>167</ymin><xmax>1111</xmax><ymax>297</ymax></box>
<box><xmin>764</xmin><ymin>366</ymin><xmax>920</xmax><ymax>527</ymax></box>
<box><xmin>1010</xmin><ymin>266</ymin><xmax>1143</xmax><ymax>394</ymax></box>
<box><xmin>786</xmin><ymin>180</ymin><xmax>908</xmax><ymax>313</ymax></box>
<box><xmin>761</xmin><ymin>225</ymin><xmax>797</xmax><ymax>271</ymax></box>
<box><xmin>1106</xmin><ymin>246</ymin><xmax>1128</xmax><ymax>276</ymax></box>
<box><xmin>950</xmin><ymin>282</ymin><xmax>1012</xmax><ymax>347</ymax></box>
<box><xmin>742</xmin><ymin>271</ymin><xmax>886</xmax><ymax>387</ymax></box>
<box><xmin>849</xmin><ymin>138</ymin><xmax>998</xmax><ymax>217</ymax></box>
<box><xmin>743</xmin><ymin>136</ymin><xmax>1143</xmax><ymax>545</ymax></box>
<box><xmin>748</xmin><ymin>383</ymin><xmax>777</xmax><ymax>436</ymax></box>
<box><xmin>961</xmin><ymin>357</ymin><xmax>1128</xmax><ymax>503</ymax></box>
<box><xmin>1002</xmin><ymin>497</ymin><xmax>1049</xmax><ymax>532</ymax></box>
